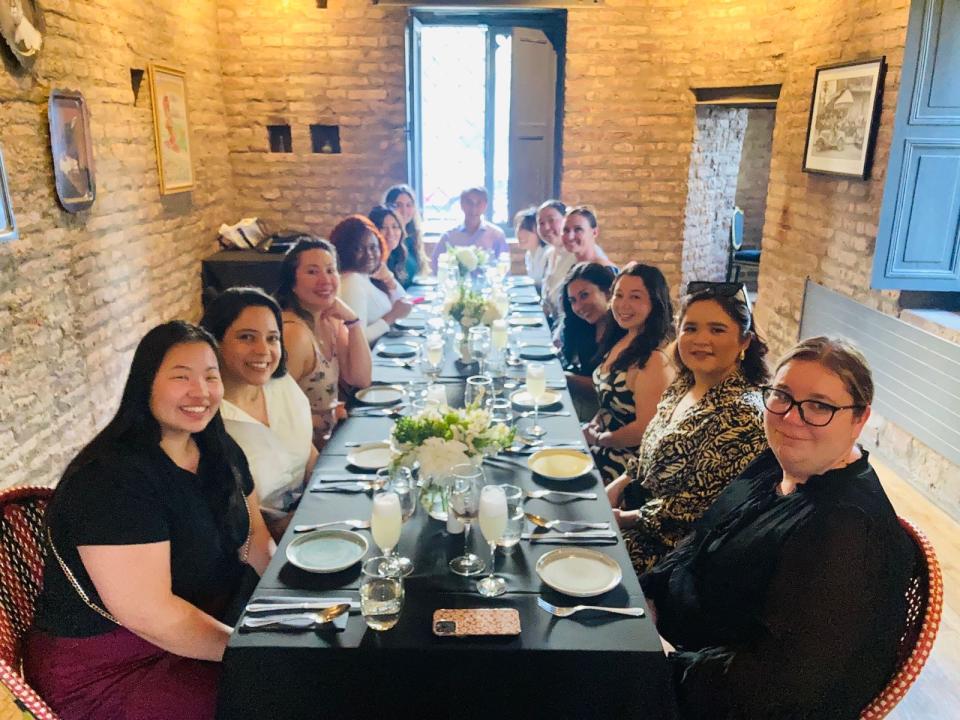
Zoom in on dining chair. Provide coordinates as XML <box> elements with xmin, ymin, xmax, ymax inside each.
<box><xmin>860</xmin><ymin>516</ymin><xmax>943</xmax><ymax>719</ymax></box>
<box><xmin>725</xmin><ymin>206</ymin><xmax>761</xmax><ymax>283</ymax></box>
<box><xmin>0</xmin><ymin>485</ymin><xmax>59</xmax><ymax>719</ymax></box>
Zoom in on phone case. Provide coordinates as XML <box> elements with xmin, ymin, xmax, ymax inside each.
<box><xmin>432</xmin><ymin>608</ymin><xmax>521</xmax><ymax>637</ymax></box>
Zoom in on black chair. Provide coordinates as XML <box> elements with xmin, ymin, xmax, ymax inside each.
<box><xmin>726</xmin><ymin>206</ymin><xmax>761</xmax><ymax>283</ymax></box>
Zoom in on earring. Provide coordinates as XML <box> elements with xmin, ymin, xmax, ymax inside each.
<box><xmin>739</xmin><ymin>349</ymin><xmax>746</xmax><ymax>362</ymax></box>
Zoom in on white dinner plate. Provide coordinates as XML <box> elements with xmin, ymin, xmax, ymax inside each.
<box><xmin>395</xmin><ymin>316</ymin><xmax>426</xmax><ymax>330</ymax></box>
<box><xmin>507</xmin><ymin>315</ymin><xmax>542</xmax><ymax>327</ymax></box>
<box><xmin>510</xmin><ymin>388</ymin><xmax>562</xmax><ymax>410</ymax></box>
<box><xmin>536</xmin><ymin>548</ymin><xmax>623</xmax><ymax>597</ymax></box>
<box><xmin>286</xmin><ymin>530</ymin><xmax>369</xmax><ymax>573</ymax></box>
<box><xmin>506</xmin><ymin>276</ymin><xmax>535</xmax><ymax>287</ymax></box>
<box><xmin>527</xmin><ymin>448</ymin><xmax>595</xmax><ymax>480</ymax></box>
<box><xmin>355</xmin><ymin>386</ymin><xmax>404</xmax><ymax>406</ymax></box>
<box><xmin>518</xmin><ymin>343</ymin><xmax>557</xmax><ymax>360</ymax></box>
<box><xmin>377</xmin><ymin>341</ymin><xmax>420</xmax><ymax>359</ymax></box>
<box><xmin>412</xmin><ymin>275</ymin><xmax>438</xmax><ymax>286</ymax></box>
<box><xmin>346</xmin><ymin>442</ymin><xmax>393</xmax><ymax>470</ymax></box>
<box><xmin>511</xmin><ymin>297</ymin><xmax>540</xmax><ymax>306</ymax></box>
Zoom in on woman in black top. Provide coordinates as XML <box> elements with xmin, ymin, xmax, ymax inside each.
<box><xmin>25</xmin><ymin>321</ymin><xmax>273</xmax><ymax>720</ymax></box>
<box><xmin>641</xmin><ymin>337</ymin><xmax>914</xmax><ymax>719</ymax></box>
<box><xmin>559</xmin><ymin>262</ymin><xmax>617</xmax><ymax>420</ymax></box>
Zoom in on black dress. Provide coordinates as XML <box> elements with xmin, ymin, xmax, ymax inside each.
<box><xmin>640</xmin><ymin>448</ymin><xmax>915</xmax><ymax>720</ymax></box>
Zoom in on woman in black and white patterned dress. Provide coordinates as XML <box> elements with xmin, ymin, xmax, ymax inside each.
<box><xmin>584</xmin><ymin>263</ymin><xmax>675</xmax><ymax>483</ymax></box>
<box><xmin>607</xmin><ymin>284</ymin><xmax>770</xmax><ymax>575</ymax></box>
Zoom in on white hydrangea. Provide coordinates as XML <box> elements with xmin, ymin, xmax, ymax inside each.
<box><xmin>416</xmin><ymin>437</ymin><xmax>471</xmax><ymax>480</ymax></box>
<box><xmin>455</xmin><ymin>247</ymin><xmax>479</xmax><ymax>271</ymax></box>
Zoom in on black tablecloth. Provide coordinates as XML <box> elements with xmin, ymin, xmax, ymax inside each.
<box><xmin>217</xmin><ymin>281</ymin><xmax>677</xmax><ymax>720</ymax></box>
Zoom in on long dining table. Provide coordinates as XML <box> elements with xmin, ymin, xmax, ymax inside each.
<box><xmin>216</xmin><ymin>278</ymin><xmax>676</xmax><ymax>720</ymax></box>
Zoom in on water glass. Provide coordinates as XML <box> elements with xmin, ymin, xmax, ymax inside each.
<box><xmin>468</xmin><ymin>326</ymin><xmax>492</xmax><ymax>376</ymax></box>
<box><xmin>488</xmin><ymin>398</ymin><xmax>513</xmax><ymax>428</ymax></box>
<box><xmin>477</xmin><ymin>485</ymin><xmax>508</xmax><ymax>597</ymax></box>
<box><xmin>496</xmin><ymin>484</ymin><xmax>524</xmax><ymax>554</ymax></box>
<box><xmin>465</xmin><ymin>375</ymin><xmax>493</xmax><ymax>409</ymax></box>
<box><xmin>360</xmin><ymin>556</ymin><xmax>404</xmax><ymax>631</ymax></box>
<box><xmin>426</xmin><ymin>384</ymin><xmax>448</xmax><ymax>408</ymax></box>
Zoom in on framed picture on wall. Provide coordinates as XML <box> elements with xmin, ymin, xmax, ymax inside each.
<box><xmin>0</xmin><ymin>146</ymin><xmax>18</xmax><ymax>242</ymax></box>
<box><xmin>48</xmin><ymin>89</ymin><xmax>96</xmax><ymax>213</ymax></box>
<box><xmin>148</xmin><ymin>63</ymin><xmax>195</xmax><ymax>194</ymax></box>
<box><xmin>802</xmin><ymin>57</ymin><xmax>886</xmax><ymax>179</ymax></box>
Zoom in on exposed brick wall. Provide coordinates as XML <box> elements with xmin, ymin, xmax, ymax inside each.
<box><xmin>735</xmin><ymin>107</ymin><xmax>774</xmax><ymax>250</ymax></box>
<box><xmin>680</xmin><ymin>106</ymin><xmax>747</xmax><ymax>287</ymax></box>
<box><xmin>0</xmin><ymin>1</ymin><xmax>235</xmax><ymax>489</ymax></box>
<box><xmin>215</xmin><ymin>0</ymin><xmax>409</xmax><ymax>237</ymax></box>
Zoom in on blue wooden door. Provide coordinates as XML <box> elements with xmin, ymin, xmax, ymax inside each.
<box><xmin>872</xmin><ymin>0</ymin><xmax>960</xmax><ymax>291</ymax></box>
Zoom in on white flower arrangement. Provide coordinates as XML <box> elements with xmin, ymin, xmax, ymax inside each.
<box><xmin>442</xmin><ymin>286</ymin><xmax>503</xmax><ymax>330</ymax></box>
<box><xmin>389</xmin><ymin>405</ymin><xmax>515</xmax><ymax>486</ymax></box>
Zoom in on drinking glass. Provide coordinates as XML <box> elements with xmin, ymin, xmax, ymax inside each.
<box><xmin>496</xmin><ymin>484</ymin><xmax>524</xmax><ymax>555</ymax></box>
<box><xmin>426</xmin><ymin>384</ymin><xmax>448</xmax><ymax>408</ymax></box>
<box><xmin>488</xmin><ymin>398</ymin><xmax>513</xmax><ymax>428</ymax></box>
<box><xmin>468</xmin><ymin>326</ymin><xmax>492</xmax><ymax>376</ymax></box>
<box><xmin>491</xmin><ymin>289</ymin><xmax>509</xmax><ymax>319</ymax></box>
<box><xmin>448</xmin><ymin>463</ymin><xmax>485</xmax><ymax>576</ymax></box>
<box><xmin>370</xmin><ymin>491</ymin><xmax>403</xmax><ymax>574</ymax></box>
<box><xmin>465</xmin><ymin>375</ymin><xmax>493</xmax><ymax>409</ymax></box>
<box><xmin>525</xmin><ymin>362</ymin><xmax>547</xmax><ymax>438</ymax></box>
<box><xmin>425</xmin><ymin>333</ymin><xmax>444</xmax><ymax>380</ymax></box>
<box><xmin>376</xmin><ymin>468</ymin><xmax>416</xmax><ymax>576</ymax></box>
<box><xmin>360</xmin><ymin>556</ymin><xmax>404</xmax><ymax>631</ymax></box>
<box><xmin>477</xmin><ymin>485</ymin><xmax>508</xmax><ymax>597</ymax></box>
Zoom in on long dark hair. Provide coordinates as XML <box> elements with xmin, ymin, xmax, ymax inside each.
<box><xmin>370</xmin><ymin>204</ymin><xmax>410</xmax><ymax>284</ymax></box>
<box><xmin>560</xmin><ymin>262</ymin><xmax>617</xmax><ymax>373</ymax></box>
<box><xmin>200</xmin><ymin>287</ymin><xmax>288</xmax><ymax>379</ymax></box>
<box><xmin>62</xmin><ymin>321</ymin><xmax>248</xmax><ymax>552</ymax></box>
<box><xmin>384</xmin><ymin>184</ymin><xmax>430</xmax><ymax>272</ymax></box>
<box><xmin>674</xmin><ymin>290</ymin><xmax>770</xmax><ymax>385</ymax></box>
<box><xmin>597</xmin><ymin>263</ymin><xmax>675</xmax><ymax>375</ymax></box>
<box><xmin>276</xmin><ymin>235</ymin><xmax>338</xmax><ymax>324</ymax></box>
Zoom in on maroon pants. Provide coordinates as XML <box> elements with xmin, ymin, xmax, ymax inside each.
<box><xmin>24</xmin><ymin>627</ymin><xmax>220</xmax><ymax>720</ymax></box>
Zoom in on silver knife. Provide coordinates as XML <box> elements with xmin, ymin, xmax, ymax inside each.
<box><xmin>523</xmin><ymin>530</ymin><xmax>617</xmax><ymax>541</ymax></box>
<box><xmin>246</xmin><ymin>601</ymin><xmax>361</xmax><ymax>614</ymax></box>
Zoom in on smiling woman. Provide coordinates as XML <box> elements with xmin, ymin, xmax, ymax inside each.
<box><xmin>200</xmin><ymin>287</ymin><xmax>319</xmax><ymax>541</ymax></box>
<box><xmin>23</xmin><ymin>321</ymin><xmax>272</xmax><ymax>720</ymax></box>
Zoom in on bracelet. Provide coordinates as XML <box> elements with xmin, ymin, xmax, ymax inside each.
<box><xmin>344</xmin><ymin>317</ymin><xmax>360</xmax><ymax>327</ymax></box>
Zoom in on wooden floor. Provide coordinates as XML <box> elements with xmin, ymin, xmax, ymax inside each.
<box><xmin>873</xmin><ymin>456</ymin><xmax>960</xmax><ymax>718</ymax></box>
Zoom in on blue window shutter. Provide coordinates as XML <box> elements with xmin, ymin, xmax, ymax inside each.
<box><xmin>872</xmin><ymin>0</ymin><xmax>960</xmax><ymax>291</ymax></box>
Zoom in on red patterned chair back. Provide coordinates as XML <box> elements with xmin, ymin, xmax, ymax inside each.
<box><xmin>0</xmin><ymin>485</ymin><xmax>58</xmax><ymax>718</ymax></box>
<box><xmin>861</xmin><ymin>516</ymin><xmax>944</xmax><ymax>719</ymax></box>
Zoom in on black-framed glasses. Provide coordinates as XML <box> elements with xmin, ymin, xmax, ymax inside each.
<box><xmin>760</xmin><ymin>386</ymin><xmax>865</xmax><ymax>427</ymax></box>
<box><xmin>685</xmin><ymin>281</ymin><xmax>752</xmax><ymax>330</ymax></box>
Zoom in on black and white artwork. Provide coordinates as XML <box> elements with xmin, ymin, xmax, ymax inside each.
<box><xmin>802</xmin><ymin>57</ymin><xmax>886</xmax><ymax>180</ymax></box>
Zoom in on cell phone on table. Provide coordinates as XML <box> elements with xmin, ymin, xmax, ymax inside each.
<box><xmin>432</xmin><ymin>608</ymin><xmax>521</xmax><ymax>637</ymax></box>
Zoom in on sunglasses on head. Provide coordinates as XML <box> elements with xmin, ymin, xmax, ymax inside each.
<box><xmin>685</xmin><ymin>281</ymin><xmax>752</xmax><ymax>329</ymax></box>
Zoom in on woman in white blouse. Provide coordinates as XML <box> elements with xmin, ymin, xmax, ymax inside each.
<box><xmin>514</xmin><ymin>206</ymin><xmax>549</xmax><ymax>286</ymax></box>
<box><xmin>330</xmin><ymin>215</ymin><xmax>412</xmax><ymax>344</ymax></box>
<box><xmin>201</xmin><ymin>287</ymin><xmax>318</xmax><ymax>540</ymax></box>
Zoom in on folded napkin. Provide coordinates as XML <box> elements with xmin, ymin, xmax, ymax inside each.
<box><xmin>240</xmin><ymin>596</ymin><xmax>353</xmax><ymax>633</ymax></box>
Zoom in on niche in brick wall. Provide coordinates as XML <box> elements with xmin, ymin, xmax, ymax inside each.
<box><xmin>267</xmin><ymin>125</ymin><xmax>292</xmax><ymax>153</ymax></box>
<box><xmin>310</xmin><ymin>125</ymin><xmax>340</xmax><ymax>154</ymax></box>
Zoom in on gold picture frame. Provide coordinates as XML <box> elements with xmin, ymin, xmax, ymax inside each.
<box><xmin>148</xmin><ymin>63</ymin><xmax>194</xmax><ymax>194</ymax></box>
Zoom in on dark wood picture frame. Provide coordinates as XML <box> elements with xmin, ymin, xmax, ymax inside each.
<box><xmin>48</xmin><ymin>89</ymin><xmax>96</xmax><ymax>212</ymax></box>
<box><xmin>802</xmin><ymin>57</ymin><xmax>886</xmax><ymax>180</ymax></box>
<box><xmin>0</xmin><ymin>146</ymin><xmax>18</xmax><ymax>243</ymax></box>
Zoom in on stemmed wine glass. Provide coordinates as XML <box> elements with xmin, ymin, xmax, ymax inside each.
<box><xmin>370</xmin><ymin>490</ymin><xmax>403</xmax><ymax>575</ymax></box>
<box><xmin>468</xmin><ymin>325</ymin><xmax>492</xmax><ymax>377</ymax></box>
<box><xmin>376</xmin><ymin>467</ymin><xmax>416</xmax><ymax>576</ymax></box>
<box><xmin>525</xmin><ymin>362</ymin><xmax>547</xmax><ymax>439</ymax></box>
<box><xmin>424</xmin><ymin>333</ymin><xmax>444</xmax><ymax>381</ymax></box>
<box><xmin>477</xmin><ymin>485</ymin><xmax>508</xmax><ymax>597</ymax></box>
<box><xmin>448</xmin><ymin>463</ymin><xmax>485</xmax><ymax>576</ymax></box>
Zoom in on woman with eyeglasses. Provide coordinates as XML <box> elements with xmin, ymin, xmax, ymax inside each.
<box><xmin>639</xmin><ymin>337</ymin><xmax>914</xmax><ymax>719</ymax></box>
<box><xmin>606</xmin><ymin>282</ymin><xmax>769</xmax><ymax>574</ymax></box>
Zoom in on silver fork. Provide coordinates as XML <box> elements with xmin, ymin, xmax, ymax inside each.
<box><xmin>537</xmin><ymin>597</ymin><xmax>645</xmax><ymax>618</ymax></box>
<box><xmin>293</xmin><ymin>519</ymin><xmax>370</xmax><ymax>533</ymax></box>
<box><xmin>525</xmin><ymin>490</ymin><xmax>597</xmax><ymax>500</ymax></box>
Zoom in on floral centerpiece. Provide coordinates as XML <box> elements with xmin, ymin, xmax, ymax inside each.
<box><xmin>390</xmin><ymin>405</ymin><xmax>515</xmax><ymax>518</ymax></box>
<box><xmin>449</xmin><ymin>245</ymin><xmax>489</xmax><ymax>278</ymax></box>
<box><xmin>442</xmin><ymin>286</ymin><xmax>503</xmax><ymax>331</ymax></box>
